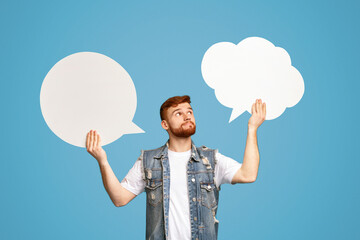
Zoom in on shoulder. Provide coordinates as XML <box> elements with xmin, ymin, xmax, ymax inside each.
<box><xmin>196</xmin><ymin>145</ymin><xmax>219</xmax><ymax>159</ymax></box>
<box><xmin>140</xmin><ymin>144</ymin><xmax>166</xmax><ymax>164</ymax></box>
<box><xmin>196</xmin><ymin>145</ymin><xmax>216</xmax><ymax>152</ymax></box>
<box><xmin>143</xmin><ymin>145</ymin><xmax>164</xmax><ymax>154</ymax></box>
<box><xmin>196</xmin><ymin>145</ymin><xmax>218</xmax><ymax>165</ymax></box>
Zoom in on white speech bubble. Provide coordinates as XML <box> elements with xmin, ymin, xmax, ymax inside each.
<box><xmin>201</xmin><ymin>37</ymin><xmax>305</xmax><ymax>122</ymax></box>
<box><xmin>40</xmin><ymin>52</ymin><xmax>144</xmax><ymax>148</ymax></box>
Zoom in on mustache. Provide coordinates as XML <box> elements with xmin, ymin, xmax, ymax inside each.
<box><xmin>182</xmin><ymin>121</ymin><xmax>195</xmax><ymax>127</ymax></box>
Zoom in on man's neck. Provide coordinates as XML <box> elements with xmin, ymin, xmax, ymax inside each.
<box><xmin>168</xmin><ymin>137</ymin><xmax>192</xmax><ymax>152</ymax></box>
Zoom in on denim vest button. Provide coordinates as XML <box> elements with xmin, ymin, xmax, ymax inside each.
<box><xmin>194</xmin><ymin>217</ymin><xmax>197</xmax><ymax>221</ymax></box>
<box><xmin>191</xmin><ymin>178</ymin><xmax>195</xmax><ymax>183</ymax></box>
<box><xmin>192</xmin><ymin>197</ymin><xmax>196</xmax><ymax>202</ymax></box>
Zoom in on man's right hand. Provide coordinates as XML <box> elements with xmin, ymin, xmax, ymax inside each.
<box><xmin>86</xmin><ymin>130</ymin><xmax>107</xmax><ymax>165</ymax></box>
<box><xmin>86</xmin><ymin>129</ymin><xmax>136</xmax><ymax>207</ymax></box>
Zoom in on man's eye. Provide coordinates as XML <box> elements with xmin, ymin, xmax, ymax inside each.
<box><xmin>175</xmin><ymin>113</ymin><xmax>180</xmax><ymax>116</ymax></box>
<box><xmin>188</xmin><ymin>111</ymin><xmax>192</xmax><ymax>114</ymax></box>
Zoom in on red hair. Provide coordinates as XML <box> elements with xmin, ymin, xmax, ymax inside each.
<box><xmin>160</xmin><ymin>95</ymin><xmax>191</xmax><ymax>120</ymax></box>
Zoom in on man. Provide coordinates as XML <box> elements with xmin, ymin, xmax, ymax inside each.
<box><xmin>86</xmin><ymin>95</ymin><xmax>266</xmax><ymax>240</ymax></box>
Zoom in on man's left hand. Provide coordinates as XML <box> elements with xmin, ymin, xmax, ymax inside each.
<box><xmin>248</xmin><ymin>99</ymin><xmax>266</xmax><ymax>131</ymax></box>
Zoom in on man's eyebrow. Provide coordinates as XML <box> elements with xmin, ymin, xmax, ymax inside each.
<box><xmin>172</xmin><ymin>107</ymin><xmax>193</xmax><ymax>114</ymax></box>
<box><xmin>172</xmin><ymin>108</ymin><xmax>181</xmax><ymax>114</ymax></box>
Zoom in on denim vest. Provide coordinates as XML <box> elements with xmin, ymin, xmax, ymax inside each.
<box><xmin>140</xmin><ymin>141</ymin><xmax>220</xmax><ymax>240</ymax></box>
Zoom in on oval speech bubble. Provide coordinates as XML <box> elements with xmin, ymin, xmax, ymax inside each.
<box><xmin>40</xmin><ymin>52</ymin><xmax>144</xmax><ymax>148</ymax></box>
<box><xmin>201</xmin><ymin>37</ymin><xmax>305</xmax><ymax>122</ymax></box>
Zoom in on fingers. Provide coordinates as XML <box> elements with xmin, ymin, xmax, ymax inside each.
<box><xmin>259</xmin><ymin>99</ymin><xmax>262</xmax><ymax>115</ymax></box>
<box><xmin>86</xmin><ymin>131</ymin><xmax>90</xmax><ymax>149</ymax></box>
<box><xmin>90</xmin><ymin>130</ymin><xmax>94</xmax><ymax>149</ymax></box>
<box><xmin>94</xmin><ymin>130</ymin><xmax>98</xmax><ymax>147</ymax></box>
<box><xmin>254</xmin><ymin>99</ymin><xmax>260</xmax><ymax>114</ymax></box>
<box><xmin>86</xmin><ymin>130</ymin><xmax>102</xmax><ymax>150</ymax></box>
<box><xmin>263</xmin><ymin>102</ymin><xmax>266</xmax><ymax>117</ymax></box>
<box><xmin>254</xmin><ymin>99</ymin><xmax>266</xmax><ymax>117</ymax></box>
<box><xmin>251</xmin><ymin>102</ymin><xmax>255</xmax><ymax>114</ymax></box>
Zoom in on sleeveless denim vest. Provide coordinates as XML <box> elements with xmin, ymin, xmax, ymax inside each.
<box><xmin>140</xmin><ymin>141</ymin><xmax>220</xmax><ymax>240</ymax></box>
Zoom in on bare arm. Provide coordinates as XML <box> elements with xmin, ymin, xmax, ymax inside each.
<box><xmin>87</xmin><ymin>130</ymin><xmax>136</xmax><ymax>207</ymax></box>
<box><xmin>232</xmin><ymin>127</ymin><xmax>259</xmax><ymax>183</ymax></box>
<box><xmin>98</xmin><ymin>160</ymin><xmax>136</xmax><ymax>207</ymax></box>
<box><xmin>232</xmin><ymin>99</ymin><xmax>266</xmax><ymax>184</ymax></box>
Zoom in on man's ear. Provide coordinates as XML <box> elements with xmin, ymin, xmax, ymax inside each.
<box><xmin>161</xmin><ymin>120</ymin><xmax>169</xmax><ymax>130</ymax></box>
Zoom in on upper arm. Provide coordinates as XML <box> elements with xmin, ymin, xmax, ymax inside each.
<box><xmin>116</xmin><ymin>186</ymin><xmax>137</xmax><ymax>207</ymax></box>
<box><xmin>117</xmin><ymin>156</ymin><xmax>145</xmax><ymax>207</ymax></box>
<box><xmin>215</xmin><ymin>152</ymin><xmax>243</xmax><ymax>186</ymax></box>
<box><xmin>231</xmin><ymin>166</ymin><xmax>256</xmax><ymax>184</ymax></box>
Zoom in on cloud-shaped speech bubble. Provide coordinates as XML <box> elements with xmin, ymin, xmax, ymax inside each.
<box><xmin>40</xmin><ymin>52</ymin><xmax>144</xmax><ymax>148</ymax></box>
<box><xmin>201</xmin><ymin>37</ymin><xmax>305</xmax><ymax>122</ymax></box>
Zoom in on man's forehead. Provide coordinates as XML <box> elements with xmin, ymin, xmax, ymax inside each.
<box><xmin>169</xmin><ymin>102</ymin><xmax>192</xmax><ymax>111</ymax></box>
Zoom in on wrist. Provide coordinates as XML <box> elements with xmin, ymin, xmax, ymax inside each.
<box><xmin>248</xmin><ymin>125</ymin><xmax>258</xmax><ymax>132</ymax></box>
<box><xmin>98</xmin><ymin>158</ymin><xmax>109</xmax><ymax>167</ymax></box>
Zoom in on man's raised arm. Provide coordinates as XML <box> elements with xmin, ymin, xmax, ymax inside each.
<box><xmin>86</xmin><ymin>130</ymin><xmax>136</xmax><ymax>207</ymax></box>
<box><xmin>231</xmin><ymin>99</ymin><xmax>266</xmax><ymax>184</ymax></box>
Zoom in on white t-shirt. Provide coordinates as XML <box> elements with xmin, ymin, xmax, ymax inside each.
<box><xmin>120</xmin><ymin>149</ymin><xmax>242</xmax><ymax>240</ymax></box>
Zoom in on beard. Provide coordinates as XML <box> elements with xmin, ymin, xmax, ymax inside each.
<box><xmin>169</xmin><ymin>121</ymin><xmax>196</xmax><ymax>138</ymax></box>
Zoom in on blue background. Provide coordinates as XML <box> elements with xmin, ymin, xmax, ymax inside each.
<box><xmin>1</xmin><ymin>0</ymin><xmax>359</xmax><ymax>239</ymax></box>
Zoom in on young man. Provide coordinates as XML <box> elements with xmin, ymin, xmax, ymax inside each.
<box><xmin>86</xmin><ymin>95</ymin><xmax>266</xmax><ymax>240</ymax></box>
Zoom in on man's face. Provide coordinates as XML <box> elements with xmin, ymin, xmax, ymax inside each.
<box><xmin>162</xmin><ymin>102</ymin><xmax>196</xmax><ymax>138</ymax></box>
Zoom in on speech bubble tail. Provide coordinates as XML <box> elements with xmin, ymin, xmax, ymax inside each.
<box><xmin>123</xmin><ymin>122</ymin><xmax>145</xmax><ymax>134</ymax></box>
<box><xmin>229</xmin><ymin>108</ymin><xmax>245</xmax><ymax>123</ymax></box>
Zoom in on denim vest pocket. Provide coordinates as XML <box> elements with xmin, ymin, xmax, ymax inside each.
<box><xmin>145</xmin><ymin>179</ymin><xmax>163</xmax><ymax>207</ymax></box>
<box><xmin>200</xmin><ymin>182</ymin><xmax>217</xmax><ymax>209</ymax></box>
